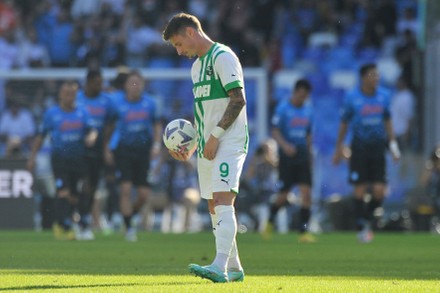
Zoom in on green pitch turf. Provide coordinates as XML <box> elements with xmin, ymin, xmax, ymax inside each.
<box><xmin>0</xmin><ymin>231</ymin><xmax>439</xmax><ymax>292</ymax></box>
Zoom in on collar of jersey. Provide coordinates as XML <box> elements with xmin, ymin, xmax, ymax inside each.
<box><xmin>199</xmin><ymin>42</ymin><xmax>217</xmax><ymax>60</ymax></box>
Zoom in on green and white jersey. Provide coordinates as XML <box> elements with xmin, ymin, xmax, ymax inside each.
<box><xmin>192</xmin><ymin>42</ymin><xmax>249</xmax><ymax>158</ymax></box>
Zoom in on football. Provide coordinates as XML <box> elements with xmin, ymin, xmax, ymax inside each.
<box><xmin>163</xmin><ymin>119</ymin><xmax>197</xmax><ymax>153</ymax></box>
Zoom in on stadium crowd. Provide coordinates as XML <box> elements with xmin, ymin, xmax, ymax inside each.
<box><xmin>1</xmin><ymin>0</ymin><xmax>436</xmax><ymax>239</ymax></box>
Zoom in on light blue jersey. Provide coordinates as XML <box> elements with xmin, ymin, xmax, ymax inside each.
<box><xmin>39</xmin><ymin>105</ymin><xmax>92</xmax><ymax>158</ymax></box>
<box><xmin>341</xmin><ymin>86</ymin><xmax>391</xmax><ymax>149</ymax></box>
<box><xmin>272</xmin><ymin>99</ymin><xmax>313</xmax><ymax>158</ymax></box>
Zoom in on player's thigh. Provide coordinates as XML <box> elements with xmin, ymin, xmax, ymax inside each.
<box><xmin>132</xmin><ymin>153</ymin><xmax>151</xmax><ymax>188</ymax></box>
<box><xmin>51</xmin><ymin>156</ymin><xmax>72</xmax><ymax>195</ymax></box>
<box><xmin>277</xmin><ymin>156</ymin><xmax>292</xmax><ymax>192</ymax></box>
<box><xmin>85</xmin><ymin>156</ymin><xmax>103</xmax><ymax>190</ymax></box>
<box><xmin>198</xmin><ymin>157</ymin><xmax>214</xmax><ymax>200</ymax></box>
<box><xmin>114</xmin><ymin>150</ymin><xmax>133</xmax><ymax>183</ymax></box>
<box><xmin>368</xmin><ymin>153</ymin><xmax>386</xmax><ymax>183</ymax></box>
<box><xmin>212</xmin><ymin>151</ymin><xmax>246</xmax><ymax>194</ymax></box>
<box><xmin>349</xmin><ymin>148</ymin><xmax>369</xmax><ymax>184</ymax></box>
<box><xmin>291</xmin><ymin>160</ymin><xmax>312</xmax><ymax>186</ymax></box>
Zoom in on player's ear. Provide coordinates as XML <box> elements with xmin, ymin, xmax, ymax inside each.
<box><xmin>186</xmin><ymin>27</ymin><xmax>195</xmax><ymax>38</ymax></box>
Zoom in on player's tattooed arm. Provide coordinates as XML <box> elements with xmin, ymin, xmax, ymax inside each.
<box><xmin>217</xmin><ymin>87</ymin><xmax>246</xmax><ymax>130</ymax></box>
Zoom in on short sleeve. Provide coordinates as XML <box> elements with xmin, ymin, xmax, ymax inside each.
<box><xmin>214</xmin><ymin>52</ymin><xmax>244</xmax><ymax>92</ymax></box>
<box><xmin>271</xmin><ymin>102</ymin><xmax>284</xmax><ymax>129</ymax></box>
<box><xmin>341</xmin><ymin>94</ymin><xmax>353</xmax><ymax>123</ymax></box>
<box><xmin>39</xmin><ymin>109</ymin><xmax>52</xmax><ymax>137</ymax></box>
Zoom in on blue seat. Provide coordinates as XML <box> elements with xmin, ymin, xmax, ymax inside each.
<box><xmin>148</xmin><ymin>80</ymin><xmax>176</xmax><ymax>99</ymax></box>
<box><xmin>301</xmin><ymin>46</ymin><xmax>327</xmax><ymax>62</ymax></box>
<box><xmin>339</xmin><ymin>33</ymin><xmax>359</xmax><ymax>48</ymax></box>
<box><xmin>281</xmin><ymin>40</ymin><xmax>298</xmax><ymax>68</ymax></box>
<box><xmin>357</xmin><ymin>47</ymin><xmax>380</xmax><ymax>63</ymax></box>
<box><xmin>147</xmin><ymin>57</ymin><xmax>175</xmax><ymax>68</ymax></box>
<box><xmin>272</xmin><ymin>86</ymin><xmax>290</xmax><ymax>102</ymax></box>
<box><xmin>245</xmin><ymin>80</ymin><xmax>257</xmax><ymax>119</ymax></box>
<box><xmin>306</xmin><ymin>73</ymin><xmax>330</xmax><ymax>95</ymax></box>
<box><xmin>179</xmin><ymin>58</ymin><xmax>193</xmax><ymax>68</ymax></box>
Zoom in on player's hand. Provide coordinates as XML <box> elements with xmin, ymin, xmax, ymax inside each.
<box><xmin>26</xmin><ymin>157</ymin><xmax>35</xmax><ymax>171</ymax></box>
<box><xmin>168</xmin><ymin>149</ymin><xmax>190</xmax><ymax>161</ymax></box>
<box><xmin>203</xmin><ymin>135</ymin><xmax>219</xmax><ymax>160</ymax></box>
<box><xmin>85</xmin><ymin>129</ymin><xmax>98</xmax><ymax>147</ymax></box>
<box><xmin>389</xmin><ymin>140</ymin><xmax>401</xmax><ymax>162</ymax></box>
<box><xmin>169</xmin><ymin>143</ymin><xmax>196</xmax><ymax>161</ymax></box>
<box><xmin>332</xmin><ymin>146</ymin><xmax>344</xmax><ymax>165</ymax></box>
<box><xmin>104</xmin><ymin>148</ymin><xmax>114</xmax><ymax>166</ymax></box>
<box><xmin>282</xmin><ymin>143</ymin><xmax>296</xmax><ymax>157</ymax></box>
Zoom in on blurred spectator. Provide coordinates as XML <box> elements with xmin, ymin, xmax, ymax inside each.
<box><xmin>0</xmin><ymin>29</ymin><xmax>20</xmax><ymax>112</ymax></box>
<box><xmin>71</xmin><ymin>0</ymin><xmax>101</xmax><ymax>19</ymax></box>
<box><xmin>101</xmin><ymin>15</ymin><xmax>125</xmax><ymax>66</ymax></box>
<box><xmin>244</xmin><ymin>139</ymin><xmax>278</xmax><ymax>231</ymax></box>
<box><xmin>47</xmin><ymin>8</ymin><xmax>75</xmax><ymax>67</ymax></box>
<box><xmin>397</xmin><ymin>7</ymin><xmax>419</xmax><ymax>36</ymax></box>
<box><xmin>391</xmin><ymin>76</ymin><xmax>415</xmax><ymax>152</ymax></box>
<box><xmin>0</xmin><ymin>30</ymin><xmax>20</xmax><ymax>69</ymax></box>
<box><xmin>237</xmin><ymin>30</ymin><xmax>263</xmax><ymax>67</ymax></box>
<box><xmin>75</xmin><ymin>16</ymin><xmax>106</xmax><ymax>67</ymax></box>
<box><xmin>0</xmin><ymin>0</ymin><xmax>17</xmax><ymax>34</ymax></box>
<box><xmin>123</xmin><ymin>13</ymin><xmax>163</xmax><ymax>67</ymax></box>
<box><xmin>359</xmin><ymin>2</ymin><xmax>383</xmax><ymax>48</ymax></box>
<box><xmin>416</xmin><ymin>147</ymin><xmax>440</xmax><ymax>232</ymax></box>
<box><xmin>215</xmin><ymin>0</ymin><xmax>251</xmax><ymax>53</ymax></box>
<box><xmin>245</xmin><ymin>140</ymin><xmax>278</xmax><ymax>206</ymax></box>
<box><xmin>295</xmin><ymin>0</ymin><xmax>319</xmax><ymax>43</ymax></box>
<box><xmin>18</xmin><ymin>27</ymin><xmax>50</xmax><ymax>68</ymax></box>
<box><xmin>395</xmin><ymin>29</ymin><xmax>417</xmax><ymax>87</ymax></box>
<box><xmin>249</xmin><ymin>0</ymin><xmax>283</xmax><ymax>43</ymax></box>
<box><xmin>101</xmin><ymin>0</ymin><xmax>126</xmax><ymax>16</ymax></box>
<box><xmin>376</xmin><ymin>0</ymin><xmax>398</xmax><ymax>38</ymax></box>
<box><xmin>150</xmin><ymin>148</ymin><xmax>201</xmax><ymax>233</ymax></box>
<box><xmin>0</xmin><ymin>99</ymin><xmax>35</xmax><ymax>158</ymax></box>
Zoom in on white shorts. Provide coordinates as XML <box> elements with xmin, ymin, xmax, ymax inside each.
<box><xmin>197</xmin><ymin>150</ymin><xmax>247</xmax><ymax>199</ymax></box>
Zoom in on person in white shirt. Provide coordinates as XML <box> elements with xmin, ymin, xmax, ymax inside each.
<box><xmin>391</xmin><ymin>77</ymin><xmax>415</xmax><ymax>152</ymax></box>
<box><xmin>0</xmin><ymin>100</ymin><xmax>35</xmax><ymax>157</ymax></box>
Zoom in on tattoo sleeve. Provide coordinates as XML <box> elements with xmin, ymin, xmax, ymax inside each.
<box><xmin>217</xmin><ymin>87</ymin><xmax>246</xmax><ymax>130</ymax></box>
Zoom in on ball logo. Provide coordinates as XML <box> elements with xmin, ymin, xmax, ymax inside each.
<box><xmin>164</xmin><ymin>126</ymin><xmax>178</xmax><ymax>140</ymax></box>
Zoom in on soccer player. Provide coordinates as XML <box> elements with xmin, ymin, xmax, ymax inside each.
<box><xmin>104</xmin><ymin>70</ymin><xmax>162</xmax><ymax>242</ymax></box>
<box><xmin>262</xmin><ymin>79</ymin><xmax>316</xmax><ymax>243</ymax></box>
<box><xmin>27</xmin><ymin>81</ymin><xmax>97</xmax><ymax>240</ymax></box>
<box><xmin>162</xmin><ymin>12</ymin><xmax>248</xmax><ymax>283</ymax></box>
<box><xmin>333</xmin><ymin>63</ymin><xmax>400</xmax><ymax>243</ymax></box>
<box><xmin>76</xmin><ymin>69</ymin><xmax>116</xmax><ymax>240</ymax></box>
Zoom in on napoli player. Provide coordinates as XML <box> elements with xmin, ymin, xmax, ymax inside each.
<box><xmin>263</xmin><ymin>79</ymin><xmax>317</xmax><ymax>243</ymax></box>
<box><xmin>104</xmin><ymin>70</ymin><xmax>162</xmax><ymax>241</ymax></box>
<box><xmin>76</xmin><ymin>69</ymin><xmax>116</xmax><ymax>240</ymax></box>
<box><xmin>333</xmin><ymin>63</ymin><xmax>400</xmax><ymax>243</ymax></box>
<box><xmin>28</xmin><ymin>81</ymin><xmax>97</xmax><ymax>240</ymax></box>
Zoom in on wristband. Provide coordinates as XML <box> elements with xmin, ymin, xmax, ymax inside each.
<box><xmin>389</xmin><ymin>140</ymin><xmax>401</xmax><ymax>159</ymax></box>
<box><xmin>211</xmin><ymin>126</ymin><xmax>225</xmax><ymax>139</ymax></box>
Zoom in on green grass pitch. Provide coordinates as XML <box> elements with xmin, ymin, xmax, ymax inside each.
<box><xmin>0</xmin><ymin>231</ymin><xmax>439</xmax><ymax>292</ymax></box>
